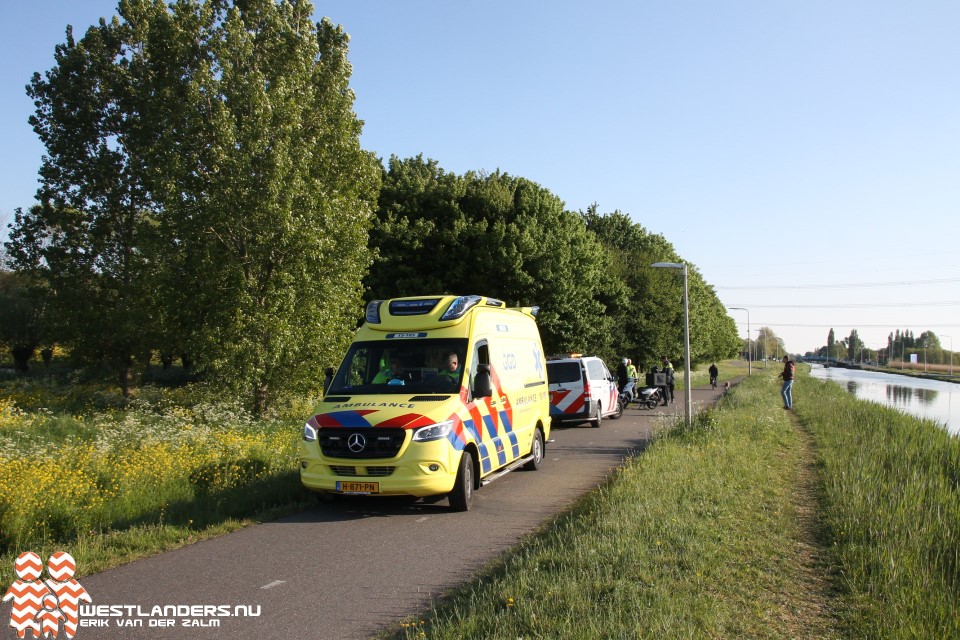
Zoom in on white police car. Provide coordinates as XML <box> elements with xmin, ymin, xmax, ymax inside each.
<box><xmin>546</xmin><ymin>354</ymin><xmax>622</xmax><ymax>427</ymax></box>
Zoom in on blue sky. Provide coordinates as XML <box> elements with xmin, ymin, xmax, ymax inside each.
<box><xmin>2</xmin><ymin>1</ymin><xmax>958</xmax><ymax>355</ymax></box>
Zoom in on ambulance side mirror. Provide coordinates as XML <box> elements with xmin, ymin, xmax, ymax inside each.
<box><xmin>473</xmin><ymin>364</ymin><xmax>493</xmax><ymax>398</ymax></box>
<box><xmin>323</xmin><ymin>367</ymin><xmax>334</xmax><ymax>393</ymax></box>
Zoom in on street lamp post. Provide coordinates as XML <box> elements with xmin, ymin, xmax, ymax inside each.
<box><xmin>652</xmin><ymin>262</ymin><xmax>692</xmax><ymax>428</ymax></box>
<box><xmin>728</xmin><ymin>307</ymin><xmax>751</xmax><ymax>375</ymax></box>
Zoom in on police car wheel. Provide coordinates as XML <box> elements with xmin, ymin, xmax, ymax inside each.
<box><xmin>610</xmin><ymin>398</ymin><xmax>624</xmax><ymax>420</ymax></box>
<box><xmin>590</xmin><ymin>403</ymin><xmax>602</xmax><ymax>428</ymax></box>
<box><xmin>523</xmin><ymin>428</ymin><xmax>544</xmax><ymax>471</ymax></box>
<box><xmin>449</xmin><ymin>450</ymin><xmax>475</xmax><ymax>511</ymax></box>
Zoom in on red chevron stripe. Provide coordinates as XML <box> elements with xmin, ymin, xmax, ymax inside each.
<box><xmin>15</xmin><ymin>552</ymin><xmax>41</xmax><ymax>564</ymax></box>
<box><xmin>47</xmin><ymin>557</ymin><xmax>76</xmax><ymax>578</ymax></box>
<box><xmin>6</xmin><ymin>583</ymin><xmax>50</xmax><ymax>598</ymax></box>
<box><xmin>377</xmin><ymin>412</ymin><xmax>434</xmax><ymax>429</ymax></box>
<box><xmin>10</xmin><ymin>610</ymin><xmax>40</xmax><ymax>625</ymax></box>
<box><xmin>48</xmin><ymin>583</ymin><xmax>87</xmax><ymax>598</ymax></box>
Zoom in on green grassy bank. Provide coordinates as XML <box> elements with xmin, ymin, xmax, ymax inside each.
<box><xmin>390</xmin><ymin>366</ymin><xmax>960</xmax><ymax>639</ymax></box>
<box><xmin>391</xmin><ymin>370</ymin><xmax>838</xmax><ymax>639</ymax></box>
<box><xmin>793</xmin><ymin>374</ymin><xmax>960</xmax><ymax>637</ymax></box>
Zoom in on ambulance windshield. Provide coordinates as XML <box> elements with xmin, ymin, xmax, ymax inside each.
<box><xmin>329</xmin><ymin>339</ymin><xmax>469</xmax><ymax>395</ymax></box>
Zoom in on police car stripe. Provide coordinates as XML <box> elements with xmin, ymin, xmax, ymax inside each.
<box><xmin>550</xmin><ymin>389</ymin><xmax>586</xmax><ymax>415</ymax></box>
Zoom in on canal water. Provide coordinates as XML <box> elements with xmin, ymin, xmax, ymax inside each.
<box><xmin>808</xmin><ymin>364</ymin><xmax>958</xmax><ymax>435</ymax></box>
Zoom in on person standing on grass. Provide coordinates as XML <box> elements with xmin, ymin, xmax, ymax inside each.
<box><xmin>779</xmin><ymin>355</ymin><xmax>795</xmax><ymax>409</ymax></box>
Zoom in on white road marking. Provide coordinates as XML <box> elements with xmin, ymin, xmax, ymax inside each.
<box><xmin>416</xmin><ymin>517</ymin><xmax>430</xmax><ymax>523</ymax></box>
<box><xmin>260</xmin><ymin>580</ymin><xmax>286</xmax><ymax>590</ymax></box>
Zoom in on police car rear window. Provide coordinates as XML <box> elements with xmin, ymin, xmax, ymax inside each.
<box><xmin>547</xmin><ymin>362</ymin><xmax>581</xmax><ymax>384</ymax></box>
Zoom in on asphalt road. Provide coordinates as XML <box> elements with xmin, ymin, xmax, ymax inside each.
<box><xmin>73</xmin><ymin>383</ymin><xmax>732</xmax><ymax>640</ymax></box>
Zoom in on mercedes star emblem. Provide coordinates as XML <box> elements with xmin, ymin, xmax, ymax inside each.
<box><xmin>347</xmin><ymin>432</ymin><xmax>366</xmax><ymax>453</ymax></box>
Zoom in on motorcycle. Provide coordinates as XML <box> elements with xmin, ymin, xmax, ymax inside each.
<box><xmin>635</xmin><ymin>385</ymin><xmax>663</xmax><ymax>409</ymax></box>
<box><xmin>619</xmin><ymin>379</ymin><xmax>663</xmax><ymax>410</ymax></box>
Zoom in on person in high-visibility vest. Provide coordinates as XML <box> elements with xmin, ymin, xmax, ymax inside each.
<box><xmin>372</xmin><ymin>355</ymin><xmax>405</xmax><ymax>383</ymax></box>
<box><xmin>436</xmin><ymin>350</ymin><xmax>462</xmax><ymax>389</ymax></box>
<box><xmin>660</xmin><ymin>356</ymin><xmax>675</xmax><ymax>405</ymax></box>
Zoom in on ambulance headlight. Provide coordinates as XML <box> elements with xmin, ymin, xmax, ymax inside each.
<box><xmin>412</xmin><ymin>420</ymin><xmax>454</xmax><ymax>442</ymax></box>
<box><xmin>303</xmin><ymin>423</ymin><xmax>318</xmax><ymax>442</ymax></box>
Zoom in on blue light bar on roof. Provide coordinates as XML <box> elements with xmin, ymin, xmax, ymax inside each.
<box><xmin>389</xmin><ymin>298</ymin><xmax>441</xmax><ymax>316</ymax></box>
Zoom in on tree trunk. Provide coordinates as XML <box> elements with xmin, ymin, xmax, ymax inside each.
<box><xmin>119</xmin><ymin>354</ymin><xmax>134</xmax><ymax>399</ymax></box>
<box><xmin>11</xmin><ymin>346</ymin><xmax>34</xmax><ymax>372</ymax></box>
<box><xmin>253</xmin><ymin>383</ymin><xmax>269</xmax><ymax>418</ymax></box>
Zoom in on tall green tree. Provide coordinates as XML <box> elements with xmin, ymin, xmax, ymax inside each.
<box><xmin>847</xmin><ymin>328</ymin><xmax>863</xmax><ymax>361</ymax></box>
<box><xmin>368</xmin><ymin>156</ymin><xmax>620</xmax><ymax>358</ymax></box>
<box><xmin>140</xmin><ymin>0</ymin><xmax>380</xmax><ymax>414</ymax></box>
<box><xmin>756</xmin><ymin>326</ymin><xmax>784</xmax><ymax>361</ymax></box>
<box><xmin>8</xmin><ymin>0</ymin><xmax>379</xmax><ymax>413</ymax></box>
<box><xmin>9</xmin><ymin>18</ymin><xmax>162</xmax><ymax>395</ymax></box>
<box><xmin>583</xmin><ymin>208</ymin><xmax>740</xmax><ymax>369</ymax></box>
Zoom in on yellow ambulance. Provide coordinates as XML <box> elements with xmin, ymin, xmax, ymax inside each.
<box><xmin>300</xmin><ymin>295</ymin><xmax>551</xmax><ymax>510</ymax></box>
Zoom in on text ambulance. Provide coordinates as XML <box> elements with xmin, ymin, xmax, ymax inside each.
<box><xmin>300</xmin><ymin>295</ymin><xmax>551</xmax><ymax>511</ymax></box>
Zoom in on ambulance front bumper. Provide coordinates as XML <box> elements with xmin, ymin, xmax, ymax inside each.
<box><xmin>299</xmin><ymin>438</ymin><xmax>460</xmax><ymax>497</ymax></box>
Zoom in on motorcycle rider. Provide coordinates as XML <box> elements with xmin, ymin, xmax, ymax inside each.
<box><xmin>616</xmin><ymin>358</ymin><xmax>629</xmax><ymax>392</ymax></box>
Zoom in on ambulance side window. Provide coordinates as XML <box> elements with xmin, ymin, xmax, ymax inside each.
<box><xmin>470</xmin><ymin>341</ymin><xmax>490</xmax><ymax>400</ymax></box>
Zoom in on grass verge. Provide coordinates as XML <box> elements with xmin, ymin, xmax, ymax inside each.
<box><xmin>0</xmin><ymin>379</ymin><xmax>314</xmax><ymax>583</ymax></box>
<box><xmin>793</xmin><ymin>374</ymin><xmax>960</xmax><ymax>638</ymax></box>
<box><xmin>388</xmin><ymin>371</ymin><xmax>840</xmax><ymax>639</ymax></box>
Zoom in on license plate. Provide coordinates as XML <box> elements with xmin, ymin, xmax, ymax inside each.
<box><xmin>336</xmin><ymin>481</ymin><xmax>379</xmax><ymax>494</ymax></box>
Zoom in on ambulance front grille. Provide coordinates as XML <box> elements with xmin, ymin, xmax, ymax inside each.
<box><xmin>319</xmin><ymin>428</ymin><xmax>406</xmax><ymax>459</ymax></box>
<box><xmin>365</xmin><ymin>466</ymin><xmax>395</xmax><ymax>477</ymax></box>
<box><xmin>328</xmin><ymin>465</ymin><xmax>396</xmax><ymax>477</ymax></box>
<box><xmin>329</xmin><ymin>465</ymin><xmax>357</xmax><ymax>476</ymax></box>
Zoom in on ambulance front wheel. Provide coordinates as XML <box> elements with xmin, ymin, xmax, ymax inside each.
<box><xmin>448</xmin><ymin>450</ymin><xmax>475</xmax><ymax>511</ymax></box>
<box><xmin>523</xmin><ymin>427</ymin><xmax>544</xmax><ymax>471</ymax></box>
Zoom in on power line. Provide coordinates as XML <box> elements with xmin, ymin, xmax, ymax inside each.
<box><xmin>737</xmin><ymin>323</ymin><xmax>960</xmax><ymax>329</ymax></box>
<box><xmin>718</xmin><ymin>277</ymin><xmax>960</xmax><ymax>290</ymax></box>
<box><xmin>728</xmin><ymin>301</ymin><xmax>960</xmax><ymax>309</ymax></box>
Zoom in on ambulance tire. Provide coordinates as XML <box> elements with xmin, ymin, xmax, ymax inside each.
<box><xmin>590</xmin><ymin>402</ymin><xmax>602</xmax><ymax>428</ymax></box>
<box><xmin>448</xmin><ymin>450</ymin><xmax>475</xmax><ymax>512</ymax></box>
<box><xmin>523</xmin><ymin>428</ymin><xmax>545</xmax><ymax>471</ymax></box>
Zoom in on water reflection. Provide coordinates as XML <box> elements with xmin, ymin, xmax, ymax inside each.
<box><xmin>885</xmin><ymin>384</ymin><xmax>938</xmax><ymax>406</ymax></box>
<box><xmin>809</xmin><ymin>364</ymin><xmax>957</xmax><ymax>435</ymax></box>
